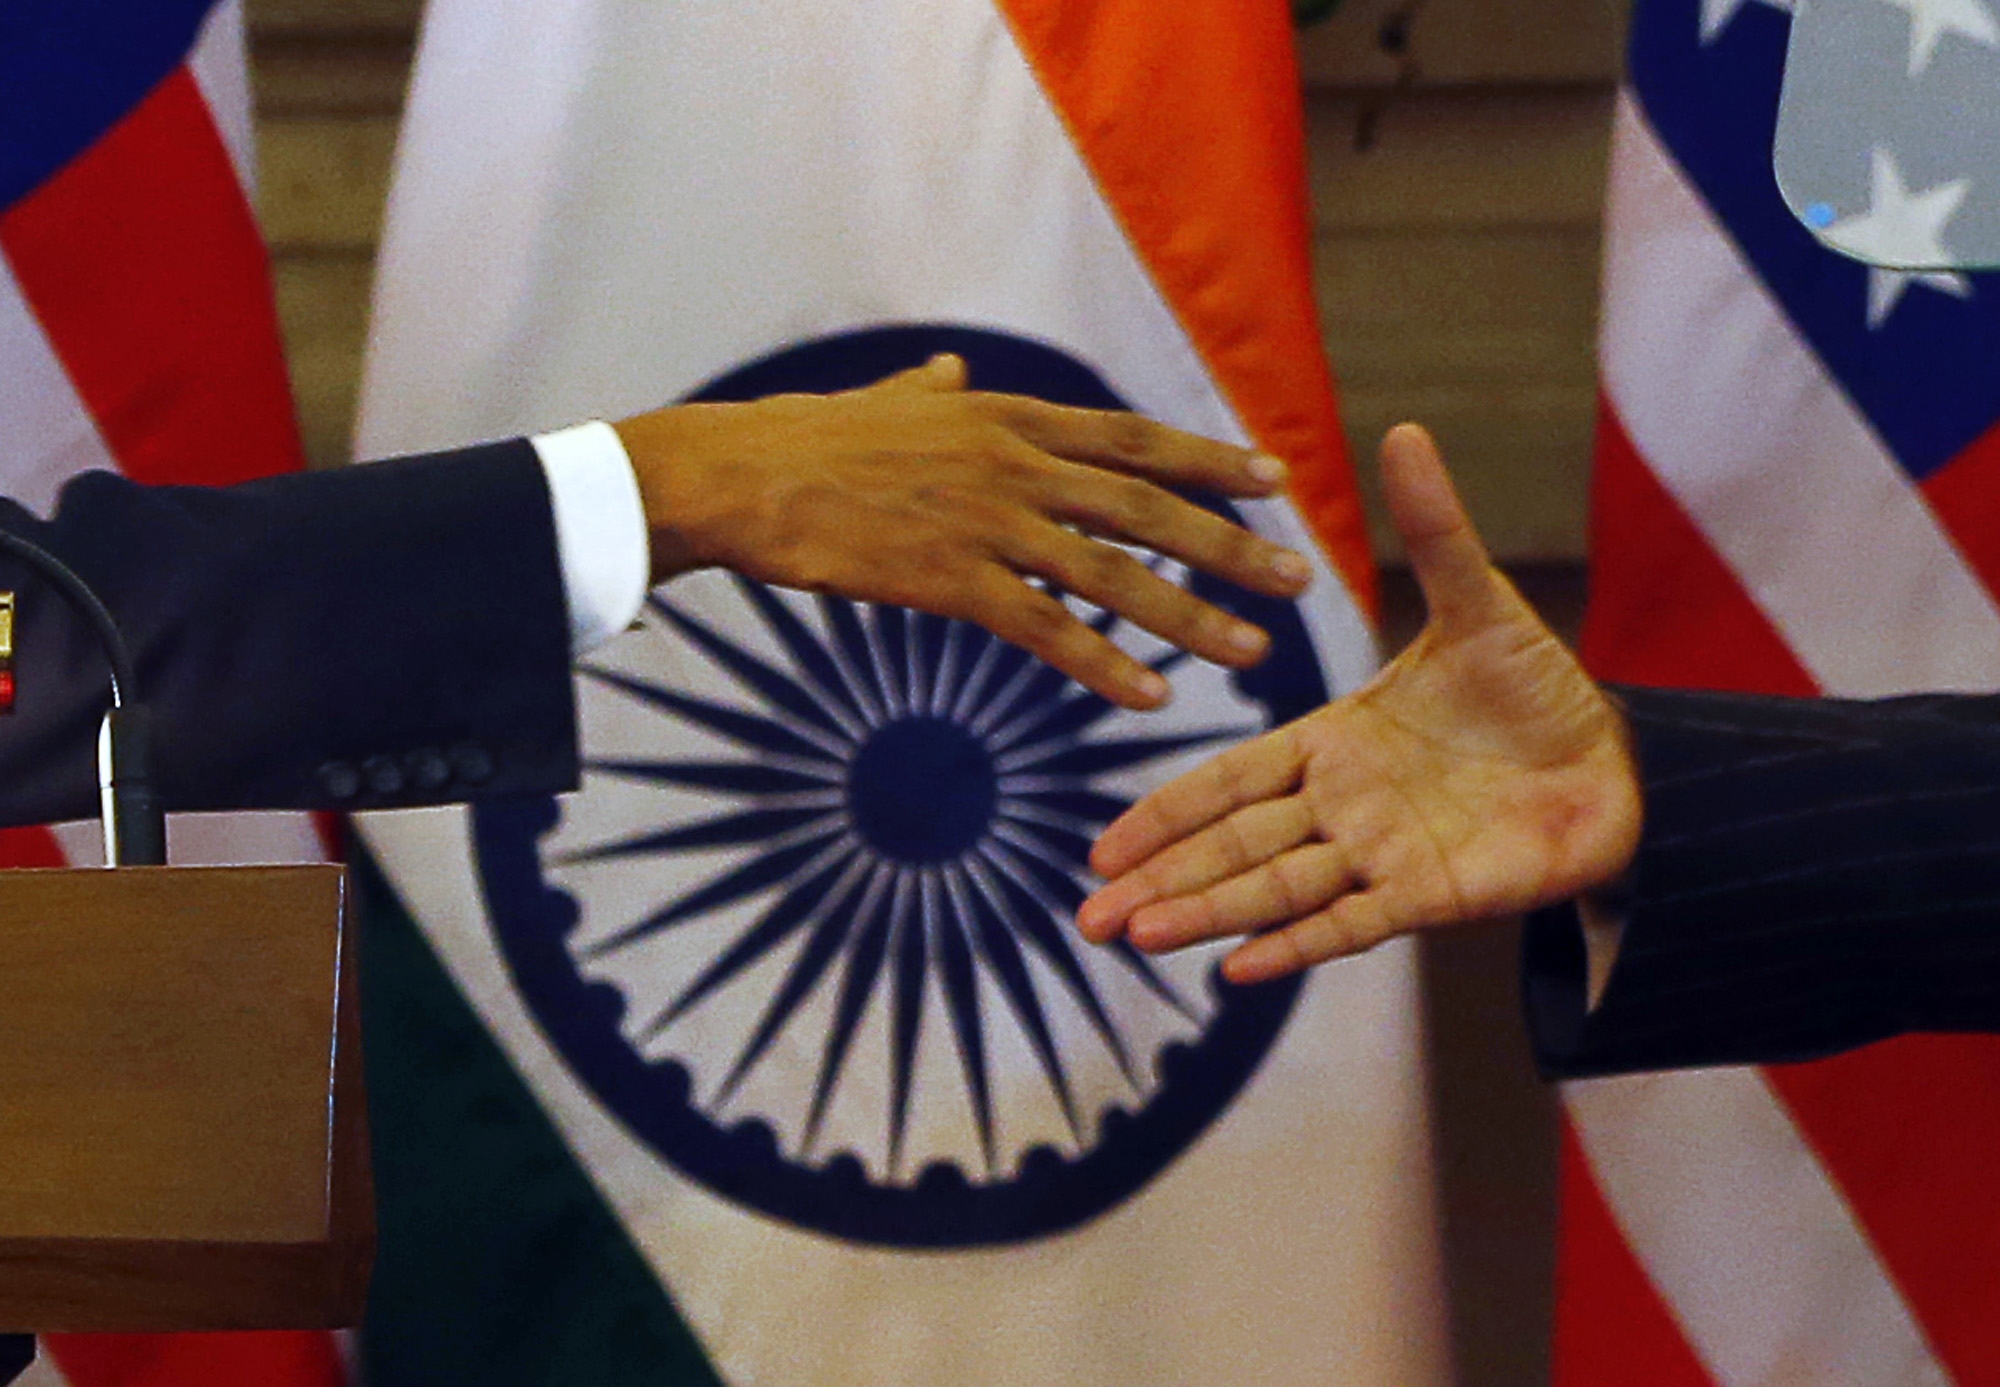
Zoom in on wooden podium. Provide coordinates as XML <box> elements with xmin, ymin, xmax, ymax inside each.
<box><xmin>0</xmin><ymin>864</ymin><xmax>371</xmax><ymax>1332</ymax></box>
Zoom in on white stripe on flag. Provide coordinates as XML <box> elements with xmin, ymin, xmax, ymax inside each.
<box><xmin>1569</xmin><ymin>1071</ymin><xmax>1950</xmax><ymax>1387</ymax></box>
<box><xmin>49</xmin><ymin>814</ymin><xmax>326</xmax><ymax>870</ymax></box>
<box><xmin>1599</xmin><ymin>90</ymin><xmax>2000</xmax><ymax>697</ymax></box>
<box><xmin>188</xmin><ymin>0</ymin><xmax>256</xmax><ymax>197</ymax></box>
<box><xmin>8</xmin><ymin>1352</ymin><xmax>70</xmax><ymax>1387</ymax></box>
<box><xmin>0</xmin><ymin>259</ymin><xmax>117</xmax><ymax>519</ymax></box>
<box><xmin>161</xmin><ymin>810</ymin><xmax>328</xmax><ymax>865</ymax></box>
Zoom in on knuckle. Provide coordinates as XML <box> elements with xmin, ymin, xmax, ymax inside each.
<box><xmin>1218</xmin><ymin>814</ymin><xmax>1258</xmax><ymax>876</ymax></box>
<box><xmin>1336</xmin><ymin>897</ymin><xmax>1387</xmax><ymax>954</ymax></box>
<box><xmin>984</xmin><ymin>446</ymin><xmax>1042</xmax><ymax>489</ymax></box>
<box><xmin>1102</xmin><ymin>411</ymin><xmax>1157</xmax><ymax>464</ymax></box>
<box><xmin>1216</xmin><ymin>752</ymin><xmax>1257</xmax><ymax>811</ymax></box>
<box><xmin>1192</xmin><ymin>892</ymin><xmax>1228</xmax><ymax>938</ymax></box>
<box><xmin>977</xmin><ymin>391</ymin><xmax>1030</xmax><ymax>428</ymax></box>
<box><xmin>1007</xmin><ymin>588</ymin><xmax>1076</xmax><ymax>645</ymax></box>
<box><xmin>1269</xmin><ymin>855</ymin><xmax>1313</xmax><ymax>919</ymax></box>
<box><xmin>945</xmin><ymin>488</ymin><xmax>1010</xmax><ymax>529</ymax></box>
<box><xmin>1056</xmin><ymin>540</ymin><xmax>1141</xmax><ymax>598</ymax></box>
<box><xmin>1108</xmin><ymin>476</ymin><xmax>1168</xmax><ymax>530</ymax></box>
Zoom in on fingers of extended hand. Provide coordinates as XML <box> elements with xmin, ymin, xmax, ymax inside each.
<box><xmin>1022</xmin><ymin>455</ymin><xmax>1310</xmax><ymax>601</ymax></box>
<box><xmin>1220</xmin><ymin>894</ymin><xmax>1395</xmax><ymax>986</ymax></box>
<box><xmin>956</xmin><ymin>565</ymin><xmax>1170</xmax><ymax>711</ymax></box>
<box><xmin>1017</xmin><ymin>525</ymin><xmax>1271</xmax><ymax>668</ymax></box>
<box><xmin>1087</xmin><ymin>724</ymin><xmax>1305</xmax><ymax>880</ymax></box>
<box><xmin>1077</xmin><ymin>794</ymin><xmax>1315</xmax><ymax>942</ymax></box>
<box><xmin>994</xmin><ymin>397</ymin><xmax>1288</xmax><ymax>498</ymax></box>
<box><xmin>1124</xmin><ymin>841</ymin><xmax>1357</xmax><ymax>954</ymax></box>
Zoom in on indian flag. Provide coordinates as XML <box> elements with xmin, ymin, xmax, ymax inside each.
<box><xmin>351</xmin><ymin>3</ymin><xmax>1446</xmax><ymax>1384</ymax></box>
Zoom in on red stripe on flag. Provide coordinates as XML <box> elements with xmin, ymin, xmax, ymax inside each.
<box><xmin>0</xmin><ymin>66</ymin><xmax>304</xmax><ymax>488</ymax></box>
<box><xmin>992</xmin><ymin>0</ymin><xmax>1375</xmax><ymax>612</ymax></box>
<box><xmin>1550</xmin><ymin>1121</ymin><xmax>1716</xmax><ymax>1387</ymax></box>
<box><xmin>1922</xmin><ymin>421</ymin><xmax>2000</xmax><ymax>599</ymax></box>
<box><xmin>1762</xmin><ymin>1036</ymin><xmax>2000</xmax><ymax>1383</ymax></box>
<box><xmin>46</xmin><ymin>1331</ymin><xmax>345</xmax><ymax>1387</ymax></box>
<box><xmin>0</xmin><ymin>825</ymin><xmax>69</xmax><ymax>869</ymax></box>
<box><xmin>1579</xmin><ymin>399</ymin><xmax>1817</xmax><ymax>696</ymax></box>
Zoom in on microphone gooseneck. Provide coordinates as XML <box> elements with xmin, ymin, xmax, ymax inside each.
<box><xmin>0</xmin><ymin>530</ymin><xmax>166</xmax><ymax>866</ymax></box>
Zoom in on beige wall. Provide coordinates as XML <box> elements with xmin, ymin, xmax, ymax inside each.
<box><xmin>246</xmin><ymin>5</ymin><xmax>1626</xmax><ymax>1383</ymax></box>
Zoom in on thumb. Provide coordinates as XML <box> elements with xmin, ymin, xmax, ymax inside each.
<box><xmin>879</xmin><ymin>352</ymin><xmax>968</xmax><ymax>393</ymax></box>
<box><xmin>1379</xmin><ymin>423</ymin><xmax>1508</xmax><ymax>635</ymax></box>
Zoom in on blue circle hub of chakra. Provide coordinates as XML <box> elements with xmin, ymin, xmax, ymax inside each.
<box><xmin>848</xmin><ymin>717</ymin><xmax>997</xmax><ymax>864</ymax></box>
<box><xmin>473</xmin><ymin>323</ymin><xmax>1330</xmax><ymax>1248</ymax></box>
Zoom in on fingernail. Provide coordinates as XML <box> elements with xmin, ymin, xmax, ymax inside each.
<box><xmin>1133</xmin><ymin>670</ymin><xmax>1171</xmax><ymax>705</ymax></box>
<box><xmin>1227</xmin><ymin>622</ymin><xmax>1267</xmax><ymax>656</ymax></box>
<box><xmin>1248</xmin><ymin>454</ymin><xmax>1288</xmax><ymax>484</ymax></box>
<box><xmin>1271</xmin><ymin>550</ymin><xmax>1312</xmax><ymax>585</ymax></box>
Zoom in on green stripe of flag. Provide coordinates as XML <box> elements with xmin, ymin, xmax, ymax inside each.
<box><xmin>356</xmin><ymin>851</ymin><xmax>724</xmax><ymax>1387</ymax></box>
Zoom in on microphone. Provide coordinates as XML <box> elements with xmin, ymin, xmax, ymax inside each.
<box><xmin>0</xmin><ymin>530</ymin><xmax>166</xmax><ymax>867</ymax></box>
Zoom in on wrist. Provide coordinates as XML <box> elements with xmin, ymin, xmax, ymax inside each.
<box><xmin>613</xmin><ymin>405</ymin><xmax>713</xmax><ymax>581</ymax></box>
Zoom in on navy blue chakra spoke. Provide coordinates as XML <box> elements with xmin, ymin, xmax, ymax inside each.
<box><xmin>567</xmin><ymin>584</ymin><xmax>1261</xmax><ymax>1156</ymax></box>
<box><xmin>473</xmin><ymin>324</ymin><xmax>1326</xmax><ymax>1248</ymax></box>
<box><xmin>543</xmin><ymin>575</ymin><xmax>1304</xmax><ymax>1201</ymax></box>
<box><xmin>644</xmin><ymin>849</ymin><xmax>872</xmax><ymax>1039</ymax></box>
<box><xmin>579</xmin><ymin>828</ymin><xmax>852</xmax><ymax>958</ymax></box>
<box><xmin>647</xmin><ymin>594</ymin><xmax>862</xmax><ymax>745</ymax></box>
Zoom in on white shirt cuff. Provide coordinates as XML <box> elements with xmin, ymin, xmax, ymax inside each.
<box><xmin>1577</xmin><ymin>894</ymin><xmax>1627</xmax><ymax>1012</ymax></box>
<box><xmin>530</xmin><ymin>421</ymin><xmax>649</xmax><ymax>653</ymax></box>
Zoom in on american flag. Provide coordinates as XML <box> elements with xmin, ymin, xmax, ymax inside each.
<box><xmin>1560</xmin><ymin>0</ymin><xmax>2000</xmax><ymax>1382</ymax></box>
<box><xmin>2</xmin><ymin>2</ymin><xmax>342</xmax><ymax>1383</ymax></box>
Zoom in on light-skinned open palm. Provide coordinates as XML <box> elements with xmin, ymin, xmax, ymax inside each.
<box><xmin>1076</xmin><ymin>423</ymin><xmax>1643</xmax><ymax>984</ymax></box>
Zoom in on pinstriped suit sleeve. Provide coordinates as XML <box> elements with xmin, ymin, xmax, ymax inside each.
<box><xmin>1525</xmin><ymin>684</ymin><xmax>2000</xmax><ymax>1078</ymax></box>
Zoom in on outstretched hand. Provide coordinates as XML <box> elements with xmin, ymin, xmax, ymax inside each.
<box><xmin>1075</xmin><ymin>423</ymin><xmax>1642</xmax><ymax>983</ymax></box>
<box><xmin>614</xmin><ymin>354</ymin><xmax>1312</xmax><ymax>710</ymax></box>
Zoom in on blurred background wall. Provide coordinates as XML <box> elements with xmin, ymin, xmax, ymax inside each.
<box><xmin>246</xmin><ymin>3</ymin><xmax>1626</xmax><ymax>1380</ymax></box>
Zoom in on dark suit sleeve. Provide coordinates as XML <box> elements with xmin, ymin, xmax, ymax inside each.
<box><xmin>1526</xmin><ymin>683</ymin><xmax>2000</xmax><ymax>1078</ymax></box>
<box><xmin>0</xmin><ymin>439</ymin><xmax>579</xmax><ymax>824</ymax></box>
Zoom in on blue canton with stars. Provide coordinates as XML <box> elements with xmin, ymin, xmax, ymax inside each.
<box><xmin>473</xmin><ymin>326</ymin><xmax>1331</xmax><ymax>1247</ymax></box>
<box><xmin>1648</xmin><ymin>0</ymin><xmax>2000</xmax><ymax>481</ymax></box>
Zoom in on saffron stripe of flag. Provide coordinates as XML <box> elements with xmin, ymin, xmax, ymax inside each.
<box><xmin>994</xmin><ymin>0</ymin><xmax>1373</xmax><ymax>605</ymax></box>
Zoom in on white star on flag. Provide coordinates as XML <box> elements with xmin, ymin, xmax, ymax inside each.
<box><xmin>1701</xmin><ymin>0</ymin><xmax>1794</xmax><ymax>43</ymax></box>
<box><xmin>1819</xmin><ymin>147</ymin><xmax>1973</xmax><ymax>325</ymax></box>
<box><xmin>1869</xmin><ymin>0</ymin><xmax>2000</xmax><ymax>73</ymax></box>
